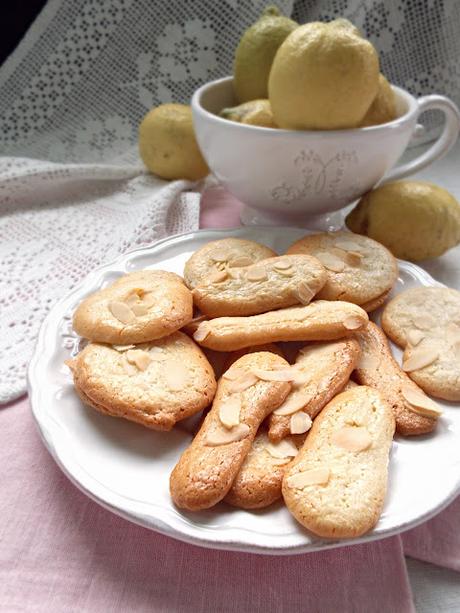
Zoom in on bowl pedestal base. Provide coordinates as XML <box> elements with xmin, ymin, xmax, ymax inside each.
<box><xmin>239</xmin><ymin>204</ymin><xmax>347</xmax><ymax>231</ymax></box>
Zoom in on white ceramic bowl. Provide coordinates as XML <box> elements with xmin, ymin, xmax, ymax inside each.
<box><xmin>192</xmin><ymin>77</ymin><xmax>460</xmax><ymax>226</ymax></box>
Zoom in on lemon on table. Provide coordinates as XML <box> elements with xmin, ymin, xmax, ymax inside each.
<box><xmin>346</xmin><ymin>181</ymin><xmax>460</xmax><ymax>261</ymax></box>
<box><xmin>233</xmin><ymin>5</ymin><xmax>297</xmax><ymax>103</ymax></box>
<box><xmin>360</xmin><ymin>74</ymin><xmax>397</xmax><ymax>127</ymax></box>
<box><xmin>138</xmin><ymin>104</ymin><xmax>208</xmax><ymax>181</ymax></box>
<box><xmin>219</xmin><ymin>99</ymin><xmax>277</xmax><ymax>128</ymax></box>
<box><xmin>268</xmin><ymin>21</ymin><xmax>379</xmax><ymax>129</ymax></box>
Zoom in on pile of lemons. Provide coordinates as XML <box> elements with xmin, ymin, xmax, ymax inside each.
<box><xmin>224</xmin><ymin>8</ymin><xmax>395</xmax><ymax>130</ymax></box>
<box><xmin>138</xmin><ymin>6</ymin><xmax>460</xmax><ymax>262</ymax></box>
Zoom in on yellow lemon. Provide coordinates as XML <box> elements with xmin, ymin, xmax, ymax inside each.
<box><xmin>329</xmin><ymin>17</ymin><xmax>362</xmax><ymax>37</ymax></box>
<box><xmin>360</xmin><ymin>74</ymin><xmax>397</xmax><ymax>127</ymax></box>
<box><xmin>346</xmin><ymin>181</ymin><xmax>460</xmax><ymax>261</ymax></box>
<box><xmin>139</xmin><ymin>104</ymin><xmax>208</xmax><ymax>181</ymax></box>
<box><xmin>233</xmin><ymin>6</ymin><xmax>297</xmax><ymax>103</ymax></box>
<box><xmin>268</xmin><ymin>21</ymin><xmax>380</xmax><ymax>129</ymax></box>
<box><xmin>219</xmin><ymin>99</ymin><xmax>277</xmax><ymax>128</ymax></box>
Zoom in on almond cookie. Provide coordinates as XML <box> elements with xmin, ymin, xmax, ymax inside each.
<box><xmin>282</xmin><ymin>386</ymin><xmax>395</xmax><ymax>539</ymax></box>
<box><xmin>183</xmin><ymin>238</ymin><xmax>276</xmax><ymax>289</ymax></box>
<box><xmin>225</xmin><ymin>430</ymin><xmax>304</xmax><ymax>509</ymax></box>
<box><xmin>66</xmin><ymin>331</ymin><xmax>216</xmax><ymax>430</ymax></box>
<box><xmin>192</xmin><ymin>254</ymin><xmax>327</xmax><ymax>317</ymax></box>
<box><xmin>360</xmin><ymin>289</ymin><xmax>391</xmax><ymax>313</ymax></box>
<box><xmin>354</xmin><ymin>322</ymin><xmax>441</xmax><ymax>435</ymax></box>
<box><xmin>381</xmin><ymin>287</ymin><xmax>460</xmax><ymax>401</ymax></box>
<box><xmin>169</xmin><ymin>351</ymin><xmax>291</xmax><ymax>511</ymax></box>
<box><xmin>73</xmin><ymin>270</ymin><xmax>193</xmax><ymax>344</ymax></box>
<box><xmin>268</xmin><ymin>339</ymin><xmax>361</xmax><ymax>442</ymax></box>
<box><xmin>286</xmin><ymin>231</ymin><xmax>398</xmax><ymax>307</ymax></box>
<box><xmin>193</xmin><ymin>301</ymin><xmax>369</xmax><ymax>352</ymax></box>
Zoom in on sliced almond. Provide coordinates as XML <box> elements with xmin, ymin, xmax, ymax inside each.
<box><xmin>126</xmin><ymin>349</ymin><xmax>153</xmax><ymax>371</ymax></box>
<box><xmin>343</xmin><ymin>315</ymin><xmax>364</xmax><ymax>330</ymax></box>
<box><xmin>228</xmin><ymin>256</ymin><xmax>253</xmax><ymax>268</ymax></box>
<box><xmin>290</xmin><ymin>411</ymin><xmax>312</xmax><ymax>434</ymax></box>
<box><xmin>412</xmin><ymin>314</ymin><xmax>437</xmax><ymax>330</ymax></box>
<box><xmin>205</xmin><ymin>423</ymin><xmax>250</xmax><ymax>446</ymax></box>
<box><xmin>273</xmin><ymin>390</ymin><xmax>313</xmax><ymax>416</ymax></box>
<box><xmin>210</xmin><ymin>249</ymin><xmax>230</xmax><ymax>263</ymax></box>
<box><xmin>108</xmin><ymin>301</ymin><xmax>136</xmax><ymax>325</ymax></box>
<box><xmin>131</xmin><ymin>303</ymin><xmax>150</xmax><ymax>316</ymax></box>
<box><xmin>296</xmin><ymin>282</ymin><xmax>315</xmax><ymax>305</ymax></box>
<box><xmin>334</xmin><ymin>239</ymin><xmax>363</xmax><ymax>252</ymax></box>
<box><xmin>332</xmin><ymin>426</ymin><xmax>372</xmax><ymax>452</ymax></box>
<box><xmin>402</xmin><ymin>345</ymin><xmax>439</xmax><ymax>372</ymax></box>
<box><xmin>193</xmin><ymin>322</ymin><xmax>211</xmax><ymax>342</ymax></box>
<box><xmin>209</xmin><ymin>270</ymin><xmax>228</xmax><ymax>283</ymax></box>
<box><xmin>112</xmin><ymin>344</ymin><xmax>136</xmax><ymax>352</ymax></box>
<box><xmin>315</xmin><ymin>251</ymin><xmax>345</xmax><ymax>272</ymax></box>
<box><xmin>265</xmin><ymin>439</ymin><xmax>298</xmax><ymax>459</ymax></box>
<box><xmin>252</xmin><ymin>368</ymin><xmax>296</xmax><ymax>382</ymax></box>
<box><xmin>222</xmin><ymin>367</ymin><xmax>246</xmax><ymax>381</ymax></box>
<box><xmin>406</xmin><ymin>329</ymin><xmax>425</xmax><ymax>347</ymax></box>
<box><xmin>164</xmin><ymin>362</ymin><xmax>189</xmax><ymax>391</ymax></box>
<box><xmin>291</xmin><ymin>367</ymin><xmax>311</xmax><ymax>386</ymax></box>
<box><xmin>277</xmin><ymin>268</ymin><xmax>294</xmax><ymax>277</ymax></box>
<box><xmin>287</xmin><ymin>467</ymin><xmax>330</xmax><ymax>489</ymax></box>
<box><xmin>227</xmin><ymin>372</ymin><xmax>259</xmax><ymax>393</ymax></box>
<box><xmin>345</xmin><ymin>251</ymin><xmax>363</xmax><ymax>266</ymax></box>
<box><xmin>246</xmin><ymin>266</ymin><xmax>268</xmax><ymax>282</ymax></box>
<box><xmin>269</xmin><ymin>457</ymin><xmax>292</xmax><ymax>466</ymax></box>
<box><xmin>141</xmin><ymin>292</ymin><xmax>156</xmax><ymax>307</ymax></box>
<box><xmin>273</xmin><ymin>259</ymin><xmax>293</xmax><ymax>271</ymax></box>
<box><xmin>219</xmin><ymin>395</ymin><xmax>241</xmax><ymax>429</ymax></box>
<box><xmin>401</xmin><ymin>384</ymin><xmax>442</xmax><ymax>418</ymax></box>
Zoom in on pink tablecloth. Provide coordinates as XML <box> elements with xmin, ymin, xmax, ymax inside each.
<box><xmin>1</xmin><ymin>186</ymin><xmax>459</xmax><ymax>612</ymax></box>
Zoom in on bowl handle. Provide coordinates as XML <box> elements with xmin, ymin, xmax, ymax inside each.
<box><xmin>383</xmin><ymin>95</ymin><xmax>460</xmax><ymax>183</ymax></box>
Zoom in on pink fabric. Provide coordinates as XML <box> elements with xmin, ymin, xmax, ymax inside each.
<box><xmin>1</xmin><ymin>184</ymin><xmax>457</xmax><ymax>612</ymax></box>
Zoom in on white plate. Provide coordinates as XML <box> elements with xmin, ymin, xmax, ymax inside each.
<box><xmin>28</xmin><ymin>227</ymin><xmax>460</xmax><ymax>555</ymax></box>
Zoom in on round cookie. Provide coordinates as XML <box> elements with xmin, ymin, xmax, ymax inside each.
<box><xmin>66</xmin><ymin>331</ymin><xmax>217</xmax><ymax>430</ymax></box>
<box><xmin>73</xmin><ymin>270</ymin><xmax>193</xmax><ymax>344</ymax></box>
<box><xmin>183</xmin><ymin>238</ymin><xmax>277</xmax><ymax>289</ymax></box>
<box><xmin>192</xmin><ymin>254</ymin><xmax>327</xmax><ymax>317</ymax></box>
<box><xmin>286</xmin><ymin>231</ymin><xmax>398</xmax><ymax>306</ymax></box>
<box><xmin>382</xmin><ymin>287</ymin><xmax>460</xmax><ymax>401</ymax></box>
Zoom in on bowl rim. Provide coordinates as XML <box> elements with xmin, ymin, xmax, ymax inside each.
<box><xmin>191</xmin><ymin>75</ymin><xmax>418</xmax><ymax>136</ymax></box>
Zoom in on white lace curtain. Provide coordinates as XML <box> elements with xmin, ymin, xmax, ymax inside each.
<box><xmin>1</xmin><ymin>0</ymin><xmax>459</xmax><ymax>164</ymax></box>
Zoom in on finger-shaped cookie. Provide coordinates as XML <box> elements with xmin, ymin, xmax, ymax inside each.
<box><xmin>382</xmin><ymin>287</ymin><xmax>460</xmax><ymax>401</ymax></box>
<box><xmin>225</xmin><ymin>431</ymin><xmax>304</xmax><ymax>509</ymax></box>
<box><xmin>286</xmin><ymin>231</ymin><xmax>398</xmax><ymax>307</ymax></box>
<box><xmin>282</xmin><ymin>386</ymin><xmax>395</xmax><ymax>538</ymax></box>
<box><xmin>66</xmin><ymin>331</ymin><xmax>216</xmax><ymax>430</ymax></box>
<box><xmin>192</xmin><ymin>255</ymin><xmax>327</xmax><ymax>317</ymax></box>
<box><xmin>169</xmin><ymin>352</ymin><xmax>291</xmax><ymax>510</ymax></box>
<box><xmin>268</xmin><ymin>339</ymin><xmax>361</xmax><ymax>442</ymax></box>
<box><xmin>193</xmin><ymin>301</ymin><xmax>369</xmax><ymax>352</ymax></box>
<box><xmin>73</xmin><ymin>270</ymin><xmax>193</xmax><ymax>344</ymax></box>
<box><xmin>184</xmin><ymin>238</ymin><xmax>276</xmax><ymax>289</ymax></box>
<box><xmin>354</xmin><ymin>322</ymin><xmax>441</xmax><ymax>435</ymax></box>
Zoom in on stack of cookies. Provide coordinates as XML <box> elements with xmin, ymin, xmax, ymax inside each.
<box><xmin>67</xmin><ymin>232</ymin><xmax>459</xmax><ymax>540</ymax></box>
